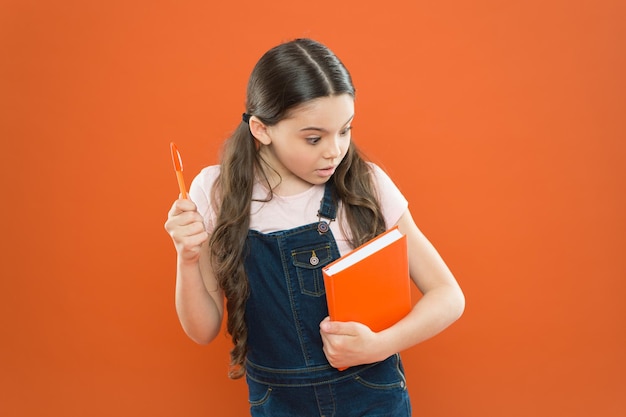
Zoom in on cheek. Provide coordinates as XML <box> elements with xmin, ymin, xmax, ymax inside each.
<box><xmin>295</xmin><ymin>152</ymin><xmax>318</xmax><ymax>167</ymax></box>
<box><xmin>282</xmin><ymin>147</ymin><xmax>316</xmax><ymax>168</ymax></box>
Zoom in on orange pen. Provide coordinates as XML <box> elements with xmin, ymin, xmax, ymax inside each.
<box><xmin>169</xmin><ymin>142</ymin><xmax>188</xmax><ymax>199</ymax></box>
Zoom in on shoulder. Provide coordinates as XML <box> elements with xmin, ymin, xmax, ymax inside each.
<box><xmin>189</xmin><ymin>165</ymin><xmax>221</xmax><ymax>199</ymax></box>
<box><xmin>189</xmin><ymin>165</ymin><xmax>221</xmax><ymax>231</ymax></box>
<box><xmin>191</xmin><ymin>165</ymin><xmax>220</xmax><ymax>190</ymax></box>
<box><xmin>365</xmin><ymin>162</ymin><xmax>409</xmax><ymax>228</ymax></box>
<box><xmin>366</xmin><ymin>161</ymin><xmax>388</xmax><ymax>180</ymax></box>
<box><xmin>366</xmin><ymin>162</ymin><xmax>399</xmax><ymax>191</ymax></box>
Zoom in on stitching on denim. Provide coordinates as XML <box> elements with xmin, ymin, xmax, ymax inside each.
<box><xmin>292</xmin><ymin>243</ymin><xmax>332</xmax><ymax>297</ymax></box>
<box><xmin>248</xmin><ymin>385</ymin><xmax>273</xmax><ymax>406</ymax></box>
<box><xmin>277</xmin><ymin>234</ymin><xmax>312</xmax><ymax>366</ymax></box>
<box><xmin>352</xmin><ymin>355</ymin><xmax>406</xmax><ymax>391</ymax></box>
<box><xmin>314</xmin><ymin>384</ymin><xmax>336</xmax><ymax>417</ymax></box>
<box><xmin>245</xmin><ymin>359</ymin><xmax>384</xmax><ymax>388</ymax></box>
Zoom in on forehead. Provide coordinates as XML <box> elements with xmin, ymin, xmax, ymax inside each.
<box><xmin>282</xmin><ymin>94</ymin><xmax>355</xmax><ymax>127</ymax></box>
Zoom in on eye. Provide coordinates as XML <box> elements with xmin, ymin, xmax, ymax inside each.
<box><xmin>340</xmin><ymin>126</ymin><xmax>352</xmax><ymax>136</ymax></box>
<box><xmin>306</xmin><ymin>136</ymin><xmax>322</xmax><ymax>145</ymax></box>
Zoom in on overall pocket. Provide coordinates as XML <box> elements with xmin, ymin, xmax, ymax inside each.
<box><xmin>353</xmin><ymin>354</ymin><xmax>407</xmax><ymax>391</ymax></box>
<box><xmin>247</xmin><ymin>377</ymin><xmax>273</xmax><ymax>408</ymax></box>
<box><xmin>291</xmin><ymin>243</ymin><xmax>333</xmax><ymax>297</ymax></box>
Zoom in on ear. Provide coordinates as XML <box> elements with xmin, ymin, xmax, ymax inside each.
<box><xmin>249</xmin><ymin>116</ymin><xmax>272</xmax><ymax>145</ymax></box>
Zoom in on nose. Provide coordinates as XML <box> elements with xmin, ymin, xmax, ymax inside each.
<box><xmin>323</xmin><ymin>137</ymin><xmax>341</xmax><ymax>160</ymax></box>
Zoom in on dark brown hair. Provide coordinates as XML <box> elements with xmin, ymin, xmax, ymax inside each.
<box><xmin>209</xmin><ymin>39</ymin><xmax>386</xmax><ymax>378</ymax></box>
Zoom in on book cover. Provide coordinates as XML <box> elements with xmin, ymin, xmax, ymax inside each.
<box><xmin>322</xmin><ymin>226</ymin><xmax>412</xmax><ymax>334</ymax></box>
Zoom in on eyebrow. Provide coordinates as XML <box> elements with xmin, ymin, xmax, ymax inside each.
<box><xmin>299</xmin><ymin>115</ymin><xmax>354</xmax><ymax>132</ymax></box>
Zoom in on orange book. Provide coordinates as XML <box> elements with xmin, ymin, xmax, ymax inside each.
<box><xmin>322</xmin><ymin>226</ymin><xmax>412</xmax><ymax>334</ymax></box>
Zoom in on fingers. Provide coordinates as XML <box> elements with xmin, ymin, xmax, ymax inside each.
<box><xmin>320</xmin><ymin>319</ymin><xmax>352</xmax><ymax>367</ymax></box>
<box><xmin>320</xmin><ymin>318</ymin><xmax>378</xmax><ymax>368</ymax></box>
<box><xmin>320</xmin><ymin>318</ymin><xmax>358</xmax><ymax>336</ymax></box>
<box><xmin>165</xmin><ymin>198</ymin><xmax>201</xmax><ymax>230</ymax></box>
<box><xmin>175</xmin><ymin>231</ymin><xmax>209</xmax><ymax>260</ymax></box>
<box><xmin>168</xmin><ymin>197</ymin><xmax>198</xmax><ymax>217</ymax></box>
<box><xmin>164</xmin><ymin>197</ymin><xmax>209</xmax><ymax>261</ymax></box>
<box><xmin>320</xmin><ymin>327</ymin><xmax>352</xmax><ymax>369</ymax></box>
<box><xmin>170</xmin><ymin>221</ymin><xmax>208</xmax><ymax>246</ymax></box>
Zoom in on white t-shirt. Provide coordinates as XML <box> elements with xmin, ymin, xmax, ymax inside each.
<box><xmin>189</xmin><ymin>163</ymin><xmax>408</xmax><ymax>256</ymax></box>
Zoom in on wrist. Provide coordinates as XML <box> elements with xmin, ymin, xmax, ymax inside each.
<box><xmin>177</xmin><ymin>255</ymin><xmax>200</xmax><ymax>268</ymax></box>
<box><xmin>374</xmin><ymin>329</ymin><xmax>400</xmax><ymax>361</ymax></box>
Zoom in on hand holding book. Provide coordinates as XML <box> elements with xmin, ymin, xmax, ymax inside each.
<box><xmin>322</xmin><ymin>226</ymin><xmax>412</xmax><ymax>369</ymax></box>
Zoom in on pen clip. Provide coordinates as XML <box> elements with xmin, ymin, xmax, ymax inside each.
<box><xmin>170</xmin><ymin>142</ymin><xmax>188</xmax><ymax>199</ymax></box>
<box><xmin>170</xmin><ymin>142</ymin><xmax>184</xmax><ymax>171</ymax></box>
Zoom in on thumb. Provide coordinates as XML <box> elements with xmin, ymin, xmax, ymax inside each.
<box><xmin>320</xmin><ymin>318</ymin><xmax>356</xmax><ymax>336</ymax></box>
<box><xmin>320</xmin><ymin>316</ymin><xmax>331</xmax><ymax>332</ymax></box>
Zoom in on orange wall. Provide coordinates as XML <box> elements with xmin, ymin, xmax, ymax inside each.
<box><xmin>1</xmin><ymin>1</ymin><xmax>624</xmax><ymax>416</ymax></box>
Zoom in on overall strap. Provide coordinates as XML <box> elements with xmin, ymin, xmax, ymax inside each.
<box><xmin>318</xmin><ymin>181</ymin><xmax>337</xmax><ymax>220</ymax></box>
<box><xmin>316</xmin><ymin>181</ymin><xmax>337</xmax><ymax>234</ymax></box>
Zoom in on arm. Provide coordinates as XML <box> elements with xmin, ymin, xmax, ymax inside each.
<box><xmin>320</xmin><ymin>208</ymin><xmax>465</xmax><ymax>368</ymax></box>
<box><xmin>165</xmin><ymin>198</ymin><xmax>224</xmax><ymax>345</ymax></box>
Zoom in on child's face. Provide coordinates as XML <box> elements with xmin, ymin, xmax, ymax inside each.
<box><xmin>260</xmin><ymin>94</ymin><xmax>354</xmax><ymax>192</ymax></box>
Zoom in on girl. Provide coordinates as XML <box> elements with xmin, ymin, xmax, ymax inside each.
<box><xmin>165</xmin><ymin>38</ymin><xmax>464</xmax><ymax>417</ymax></box>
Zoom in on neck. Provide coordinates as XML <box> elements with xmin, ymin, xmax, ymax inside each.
<box><xmin>257</xmin><ymin>149</ymin><xmax>314</xmax><ymax>197</ymax></box>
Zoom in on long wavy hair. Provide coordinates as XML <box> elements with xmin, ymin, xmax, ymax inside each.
<box><xmin>209</xmin><ymin>38</ymin><xmax>387</xmax><ymax>379</ymax></box>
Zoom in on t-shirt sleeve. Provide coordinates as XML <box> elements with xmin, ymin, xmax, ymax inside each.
<box><xmin>188</xmin><ymin>165</ymin><xmax>220</xmax><ymax>233</ymax></box>
<box><xmin>370</xmin><ymin>163</ymin><xmax>409</xmax><ymax>229</ymax></box>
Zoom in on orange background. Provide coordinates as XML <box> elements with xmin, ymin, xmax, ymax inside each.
<box><xmin>1</xmin><ymin>1</ymin><xmax>624</xmax><ymax>416</ymax></box>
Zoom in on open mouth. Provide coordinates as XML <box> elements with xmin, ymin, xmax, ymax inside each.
<box><xmin>317</xmin><ymin>166</ymin><xmax>336</xmax><ymax>177</ymax></box>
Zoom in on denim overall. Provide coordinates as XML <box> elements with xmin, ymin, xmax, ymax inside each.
<box><xmin>243</xmin><ymin>182</ymin><xmax>411</xmax><ymax>417</ymax></box>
